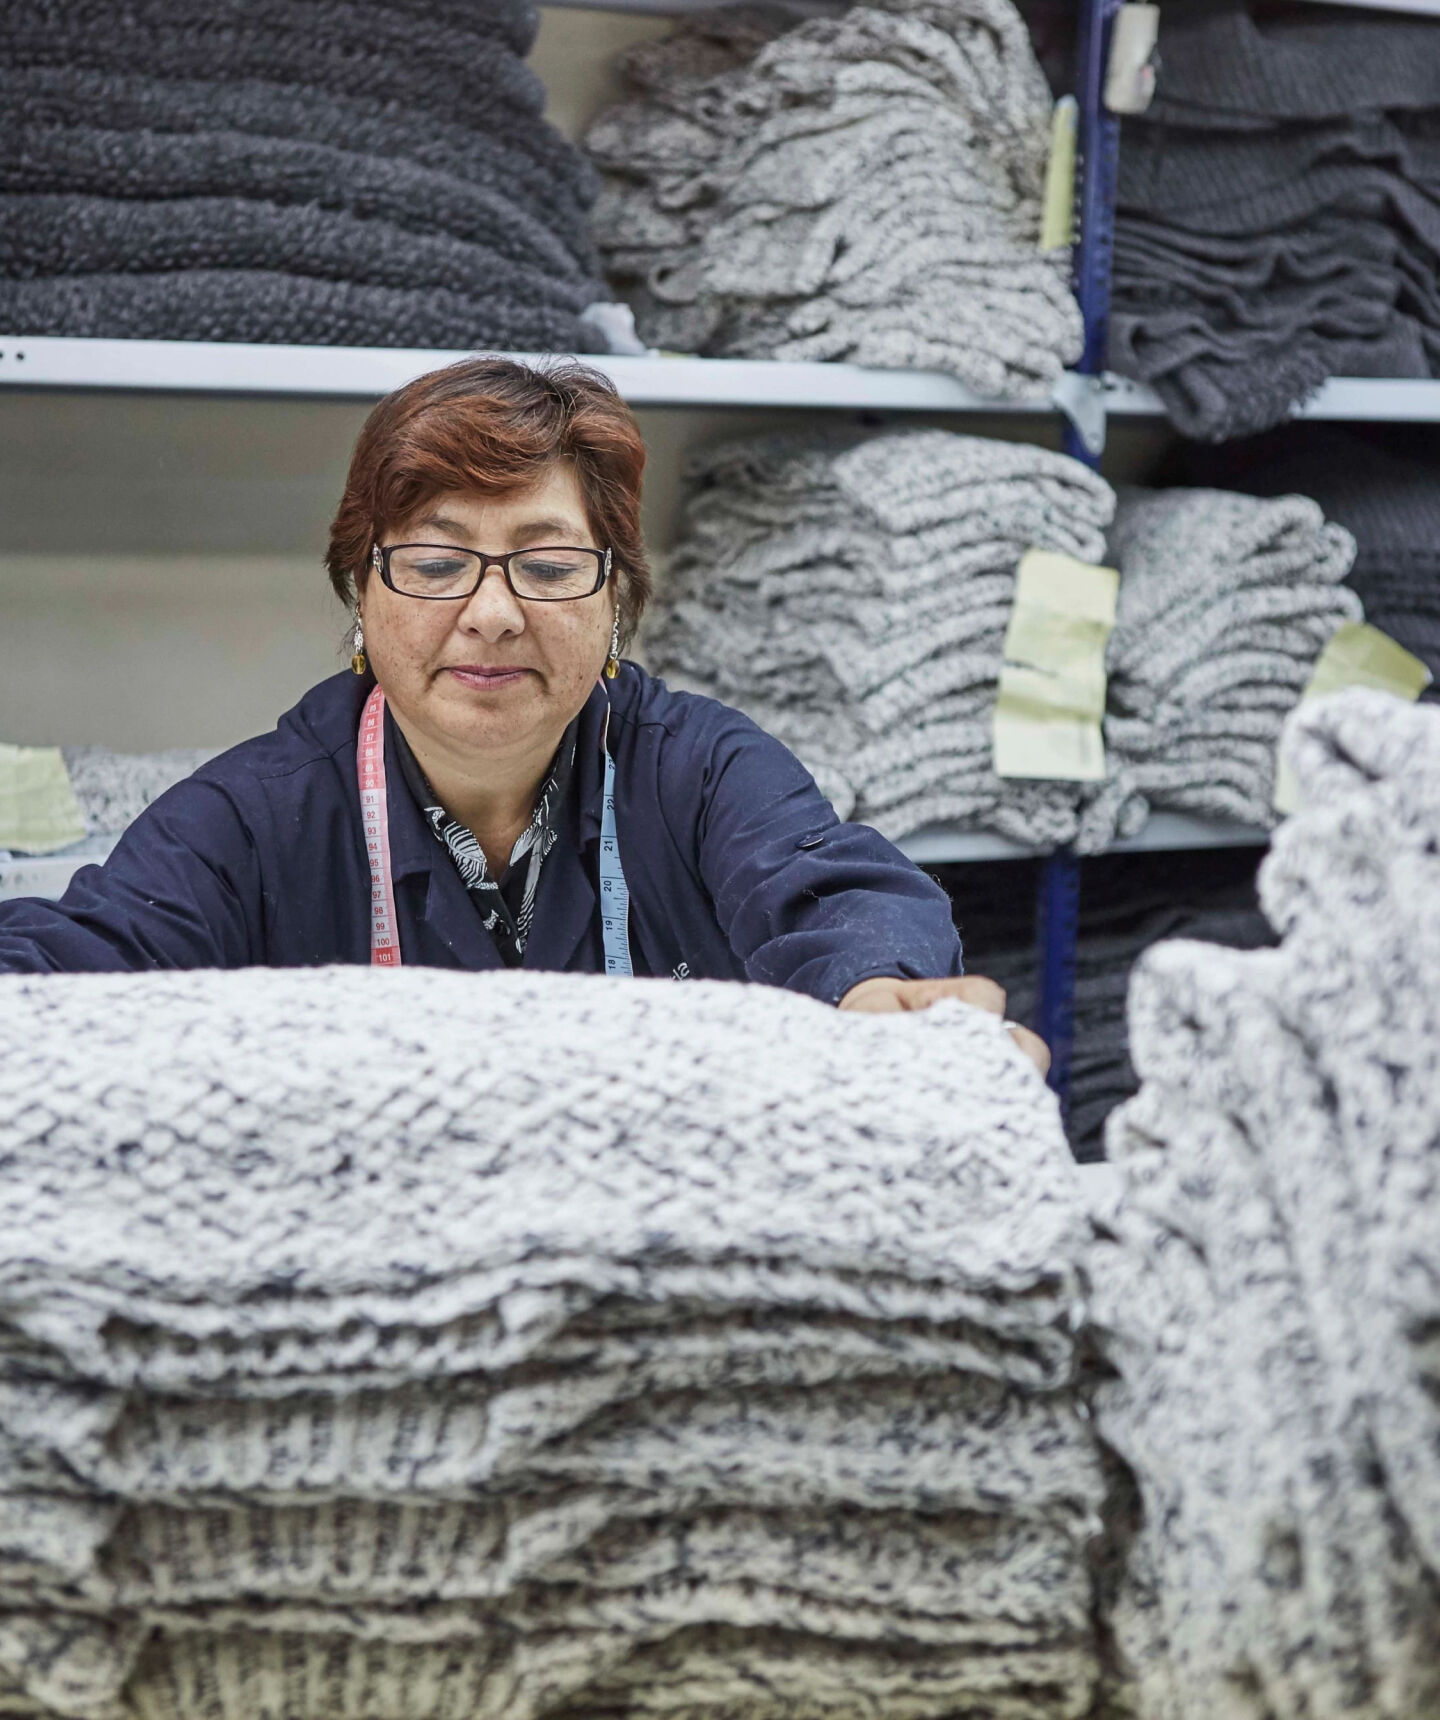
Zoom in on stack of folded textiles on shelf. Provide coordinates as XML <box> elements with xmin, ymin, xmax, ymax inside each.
<box><xmin>0</xmin><ymin>744</ymin><xmax>214</xmax><ymax>886</ymax></box>
<box><xmin>583</xmin><ymin>0</ymin><xmax>1082</xmax><ymax>397</ymax></box>
<box><xmin>1086</xmin><ymin>688</ymin><xmax>1440</xmax><ymax>1719</ymax></box>
<box><xmin>1166</xmin><ymin>423</ymin><xmax>1440</xmax><ymax>694</ymax></box>
<box><xmin>646</xmin><ymin>428</ymin><xmax>1365</xmax><ymax>849</ymax></box>
<box><xmin>0</xmin><ymin>966</ymin><xmax>1112</xmax><ymax>1720</ymax></box>
<box><xmin>1110</xmin><ymin>0</ymin><xmax>1440</xmax><ymax>440</ymax></box>
<box><xmin>645</xmin><ymin>427</ymin><xmax>1127</xmax><ymax>848</ymax></box>
<box><xmin>1101</xmin><ymin>485</ymin><xmax>1362</xmax><ymax>830</ymax></box>
<box><xmin>950</xmin><ymin>851</ymin><xmax>1273</xmax><ymax>1163</ymax></box>
<box><xmin>0</xmin><ymin>0</ymin><xmax>615</xmax><ymax>350</ymax></box>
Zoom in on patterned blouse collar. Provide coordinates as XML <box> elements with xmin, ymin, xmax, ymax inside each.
<box><xmin>388</xmin><ymin>714</ymin><xmax>579</xmax><ymax>961</ymax></box>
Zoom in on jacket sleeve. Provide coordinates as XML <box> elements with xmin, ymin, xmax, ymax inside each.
<box><xmin>670</xmin><ymin>704</ymin><xmax>964</xmax><ymax>1004</ymax></box>
<box><xmin>0</xmin><ymin>777</ymin><xmax>262</xmax><ymax>973</ymax></box>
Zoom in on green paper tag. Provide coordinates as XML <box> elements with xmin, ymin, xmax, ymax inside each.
<box><xmin>993</xmin><ymin>549</ymin><xmax>1119</xmax><ymax>782</ymax></box>
<box><xmin>1040</xmin><ymin>96</ymin><xmax>1078</xmax><ymax>252</ymax></box>
<box><xmin>1274</xmin><ymin>622</ymin><xmax>1433</xmax><ymax>814</ymax></box>
<box><xmin>0</xmin><ymin>744</ymin><xmax>87</xmax><ymax>854</ymax></box>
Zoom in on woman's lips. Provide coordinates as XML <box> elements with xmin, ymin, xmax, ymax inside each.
<box><xmin>446</xmin><ymin>666</ymin><xmax>531</xmax><ymax>691</ymax></box>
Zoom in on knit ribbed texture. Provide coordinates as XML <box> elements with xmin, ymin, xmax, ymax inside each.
<box><xmin>2</xmin><ymin>0</ymin><xmax>613</xmax><ymax>350</ymax></box>
<box><xmin>1087</xmin><ymin>688</ymin><xmax>1440</xmax><ymax>1719</ymax></box>
<box><xmin>1109</xmin><ymin>0</ymin><xmax>1440</xmax><ymax>440</ymax></box>
<box><xmin>644</xmin><ymin>427</ymin><xmax>1138</xmax><ymax>848</ymax></box>
<box><xmin>584</xmin><ymin>0</ymin><xmax>1082</xmax><ymax>396</ymax></box>
<box><xmin>961</xmin><ymin>851</ymin><xmax>1273</xmax><ymax>1162</ymax></box>
<box><xmin>0</xmin><ymin>966</ymin><xmax>1109</xmax><ymax>1718</ymax></box>
<box><xmin>1167</xmin><ymin>423</ymin><xmax>1440</xmax><ymax>693</ymax></box>
<box><xmin>646</xmin><ymin>435</ymin><xmax>1361</xmax><ymax>849</ymax></box>
<box><xmin>1101</xmin><ymin>486</ymin><xmax>1362</xmax><ymax>830</ymax></box>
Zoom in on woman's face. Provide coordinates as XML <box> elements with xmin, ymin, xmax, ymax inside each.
<box><xmin>359</xmin><ymin>464</ymin><xmax>614</xmax><ymax>766</ymax></box>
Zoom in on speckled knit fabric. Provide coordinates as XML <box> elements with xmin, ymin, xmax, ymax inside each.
<box><xmin>1086</xmin><ymin>688</ymin><xmax>1440</xmax><ymax>1719</ymax></box>
<box><xmin>1109</xmin><ymin>0</ymin><xmax>1440</xmax><ymax>440</ymax></box>
<box><xmin>584</xmin><ymin>0</ymin><xmax>1082</xmax><ymax>396</ymax></box>
<box><xmin>1165</xmin><ymin>423</ymin><xmax>1440</xmax><ymax>695</ymax></box>
<box><xmin>643</xmin><ymin>427</ymin><xmax>1140</xmax><ymax>848</ymax></box>
<box><xmin>0</xmin><ymin>966</ymin><xmax>1109</xmax><ymax>1719</ymax></box>
<box><xmin>1102</xmin><ymin>486</ymin><xmax>1362</xmax><ymax>830</ymax></box>
<box><xmin>1</xmin><ymin>0</ymin><xmax>613</xmax><ymax>351</ymax></box>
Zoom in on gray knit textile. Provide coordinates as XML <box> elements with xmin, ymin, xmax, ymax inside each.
<box><xmin>1</xmin><ymin>0</ymin><xmax>613</xmax><ymax>351</ymax></box>
<box><xmin>1101</xmin><ymin>485</ymin><xmax>1363</xmax><ymax>832</ymax></box>
<box><xmin>1109</xmin><ymin>0</ymin><xmax>1440</xmax><ymax>440</ymax></box>
<box><xmin>644</xmin><ymin>427</ymin><xmax>1143</xmax><ymax>849</ymax></box>
<box><xmin>1165</xmin><ymin>423</ymin><xmax>1440</xmax><ymax>695</ymax></box>
<box><xmin>583</xmin><ymin>0</ymin><xmax>1082</xmax><ymax>397</ymax></box>
<box><xmin>645</xmin><ymin>432</ymin><xmax>1362</xmax><ymax>848</ymax></box>
<box><xmin>0</xmin><ymin>967</ymin><xmax>1111</xmax><ymax>1719</ymax></box>
<box><xmin>1086</xmin><ymin>687</ymin><xmax>1440</xmax><ymax>1719</ymax></box>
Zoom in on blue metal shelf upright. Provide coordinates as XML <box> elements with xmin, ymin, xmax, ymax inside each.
<box><xmin>1034</xmin><ymin>0</ymin><xmax>1125</xmax><ymax>1114</ymax></box>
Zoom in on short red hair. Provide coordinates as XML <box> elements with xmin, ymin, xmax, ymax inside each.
<box><xmin>326</xmin><ymin>358</ymin><xmax>650</xmax><ymax>644</ymax></box>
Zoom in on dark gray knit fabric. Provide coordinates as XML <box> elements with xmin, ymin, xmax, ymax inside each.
<box><xmin>1</xmin><ymin>0</ymin><xmax>611</xmax><ymax>350</ymax></box>
<box><xmin>1110</xmin><ymin>0</ymin><xmax>1440</xmax><ymax>440</ymax></box>
<box><xmin>953</xmin><ymin>851</ymin><xmax>1273</xmax><ymax>1163</ymax></box>
<box><xmin>1087</xmin><ymin>687</ymin><xmax>1440</xmax><ymax>1719</ymax></box>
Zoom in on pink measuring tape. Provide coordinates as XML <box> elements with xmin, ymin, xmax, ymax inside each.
<box><xmin>357</xmin><ymin>684</ymin><xmax>402</xmax><ymax>966</ymax></box>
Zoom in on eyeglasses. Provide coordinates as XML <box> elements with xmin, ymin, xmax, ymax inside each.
<box><xmin>372</xmin><ymin>543</ymin><xmax>613</xmax><ymax>603</ymax></box>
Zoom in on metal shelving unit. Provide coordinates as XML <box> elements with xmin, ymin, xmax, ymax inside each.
<box><xmin>0</xmin><ymin>337</ymin><xmax>1061</xmax><ymax>414</ymax></box>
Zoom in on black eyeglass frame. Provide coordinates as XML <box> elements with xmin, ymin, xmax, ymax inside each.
<box><xmin>370</xmin><ymin>542</ymin><xmax>613</xmax><ymax>602</ymax></box>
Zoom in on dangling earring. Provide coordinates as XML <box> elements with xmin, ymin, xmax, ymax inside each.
<box><xmin>605</xmin><ymin>608</ymin><xmax>622</xmax><ymax>680</ymax></box>
<box><xmin>350</xmin><ymin>615</ymin><xmax>367</xmax><ymax>676</ymax></box>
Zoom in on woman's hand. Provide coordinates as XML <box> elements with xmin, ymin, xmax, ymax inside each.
<box><xmin>838</xmin><ymin>975</ymin><xmax>1051</xmax><ymax>1077</ymax></box>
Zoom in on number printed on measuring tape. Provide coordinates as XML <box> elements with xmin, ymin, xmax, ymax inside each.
<box><xmin>357</xmin><ymin>685</ymin><xmax>402</xmax><ymax>966</ymax></box>
<box><xmin>598</xmin><ymin>750</ymin><xmax>633</xmax><ymax>978</ymax></box>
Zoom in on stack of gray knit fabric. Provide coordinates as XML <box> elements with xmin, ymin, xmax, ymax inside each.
<box><xmin>1101</xmin><ymin>485</ymin><xmax>1362</xmax><ymax>831</ymax></box>
<box><xmin>1168</xmin><ymin>423</ymin><xmax>1440</xmax><ymax>695</ymax></box>
<box><xmin>583</xmin><ymin>0</ymin><xmax>1082</xmax><ymax>398</ymax></box>
<box><xmin>0</xmin><ymin>746</ymin><xmax>215</xmax><ymax>893</ymax></box>
<box><xmin>0</xmin><ymin>966</ymin><xmax>1109</xmax><ymax>1720</ymax></box>
<box><xmin>1087</xmin><ymin>688</ymin><xmax>1440</xmax><ymax>1719</ymax></box>
<box><xmin>645</xmin><ymin>427</ymin><xmax>1129</xmax><ymax>849</ymax></box>
<box><xmin>1110</xmin><ymin>0</ymin><xmax>1440</xmax><ymax>440</ymax></box>
<box><xmin>0</xmin><ymin>0</ymin><xmax>611</xmax><ymax>349</ymax></box>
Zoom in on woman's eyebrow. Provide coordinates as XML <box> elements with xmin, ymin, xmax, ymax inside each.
<box><xmin>412</xmin><ymin>514</ymin><xmax>473</xmax><ymax>541</ymax></box>
<box><xmin>512</xmin><ymin>517</ymin><xmax>586</xmax><ymax>541</ymax></box>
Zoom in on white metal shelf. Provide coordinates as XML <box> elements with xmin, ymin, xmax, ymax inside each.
<box><xmin>1295</xmin><ymin>0</ymin><xmax>1440</xmax><ymax>14</ymax></box>
<box><xmin>1104</xmin><ymin>373</ymin><xmax>1440</xmax><ymax>423</ymax></box>
<box><xmin>0</xmin><ymin>336</ymin><xmax>1056</xmax><ymax>414</ymax></box>
<box><xmin>3</xmin><ymin>813</ymin><xmax>1268</xmax><ymax>901</ymax></box>
<box><xmin>898</xmin><ymin>812</ymin><xmax>1267</xmax><ymax>866</ymax></box>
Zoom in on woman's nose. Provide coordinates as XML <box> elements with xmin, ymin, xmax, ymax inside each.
<box><xmin>457</xmin><ymin>565</ymin><xmax>526</xmax><ymax>639</ymax></box>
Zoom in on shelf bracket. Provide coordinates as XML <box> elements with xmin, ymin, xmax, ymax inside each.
<box><xmin>1050</xmin><ymin>371</ymin><xmax>1107</xmax><ymax>457</ymax></box>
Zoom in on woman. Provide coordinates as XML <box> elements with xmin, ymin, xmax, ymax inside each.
<box><xmin>0</xmin><ymin>358</ymin><xmax>1045</xmax><ymax>1064</ymax></box>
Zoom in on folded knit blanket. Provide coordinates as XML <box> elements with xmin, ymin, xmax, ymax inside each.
<box><xmin>2</xmin><ymin>0</ymin><xmax>608</xmax><ymax>350</ymax></box>
<box><xmin>645</xmin><ymin>428</ymin><xmax>1135</xmax><ymax>847</ymax></box>
<box><xmin>1086</xmin><ymin>688</ymin><xmax>1440</xmax><ymax>1720</ymax></box>
<box><xmin>585</xmin><ymin>0</ymin><xmax>1081</xmax><ymax>396</ymax></box>
<box><xmin>54</xmin><ymin>746</ymin><xmax>215</xmax><ymax>840</ymax></box>
<box><xmin>2</xmin><ymin>66</ymin><xmax>597</xmax><ymax>233</ymax></box>
<box><xmin>1101</xmin><ymin>486</ymin><xmax>1361</xmax><ymax>829</ymax></box>
<box><xmin>0</xmin><ymin>966</ymin><xmax>1109</xmax><ymax>1720</ymax></box>
<box><xmin>1108</xmin><ymin>0</ymin><xmax>1440</xmax><ymax>439</ymax></box>
<box><xmin>1166</xmin><ymin>423</ymin><xmax>1440</xmax><ymax>692</ymax></box>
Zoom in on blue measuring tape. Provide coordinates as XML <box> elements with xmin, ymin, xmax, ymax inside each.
<box><xmin>598</xmin><ymin>712</ymin><xmax>633</xmax><ymax>978</ymax></box>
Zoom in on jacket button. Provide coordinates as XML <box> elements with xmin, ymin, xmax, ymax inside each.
<box><xmin>796</xmin><ymin>832</ymin><xmax>824</xmax><ymax>850</ymax></box>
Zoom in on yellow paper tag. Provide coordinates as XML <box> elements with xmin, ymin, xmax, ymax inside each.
<box><xmin>1040</xmin><ymin>96</ymin><xmax>1078</xmax><ymax>252</ymax></box>
<box><xmin>0</xmin><ymin>744</ymin><xmax>87</xmax><ymax>854</ymax></box>
<box><xmin>1274</xmin><ymin>622</ymin><xmax>1433</xmax><ymax>814</ymax></box>
<box><xmin>994</xmin><ymin>549</ymin><xmax>1120</xmax><ymax>782</ymax></box>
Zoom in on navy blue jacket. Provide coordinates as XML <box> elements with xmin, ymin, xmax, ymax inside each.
<box><xmin>0</xmin><ymin>666</ymin><xmax>962</xmax><ymax>1001</ymax></box>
